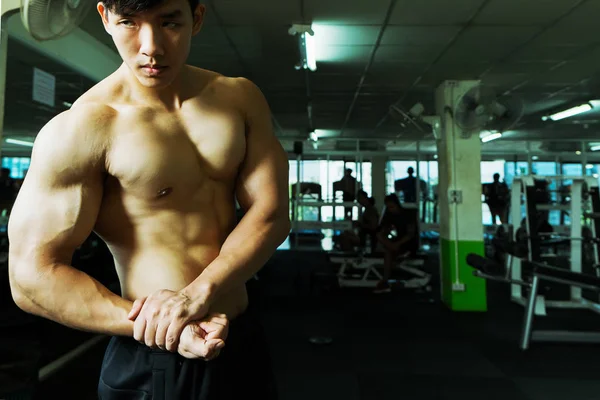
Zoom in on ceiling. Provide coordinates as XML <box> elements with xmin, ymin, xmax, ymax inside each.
<box><xmin>4</xmin><ymin>0</ymin><xmax>600</xmax><ymax>157</ymax></box>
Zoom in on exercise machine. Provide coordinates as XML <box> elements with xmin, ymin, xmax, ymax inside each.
<box><xmin>468</xmin><ymin>247</ymin><xmax>600</xmax><ymax>350</ymax></box>
<box><xmin>508</xmin><ymin>175</ymin><xmax>600</xmax><ymax>312</ymax></box>
<box><xmin>331</xmin><ymin>251</ymin><xmax>431</xmax><ymax>290</ymax></box>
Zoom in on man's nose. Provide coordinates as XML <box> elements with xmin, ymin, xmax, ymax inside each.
<box><xmin>139</xmin><ymin>25</ymin><xmax>164</xmax><ymax>58</ymax></box>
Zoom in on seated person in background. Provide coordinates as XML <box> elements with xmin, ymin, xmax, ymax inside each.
<box><xmin>334</xmin><ymin>191</ymin><xmax>379</xmax><ymax>253</ymax></box>
<box><xmin>374</xmin><ymin>194</ymin><xmax>418</xmax><ymax>294</ymax></box>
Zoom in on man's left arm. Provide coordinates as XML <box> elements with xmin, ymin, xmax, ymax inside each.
<box><xmin>183</xmin><ymin>78</ymin><xmax>291</xmax><ymax>304</ymax></box>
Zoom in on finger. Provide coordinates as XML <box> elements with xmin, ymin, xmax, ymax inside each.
<box><xmin>133</xmin><ymin>317</ymin><xmax>147</xmax><ymax>343</ymax></box>
<box><xmin>200</xmin><ymin>321</ymin><xmax>228</xmax><ymax>341</ymax></box>
<box><xmin>165</xmin><ymin>319</ymin><xmax>187</xmax><ymax>353</ymax></box>
<box><xmin>179</xmin><ymin>348</ymin><xmax>197</xmax><ymax>360</ymax></box>
<box><xmin>199</xmin><ymin>317</ymin><xmax>228</xmax><ymax>332</ymax></box>
<box><xmin>128</xmin><ymin>297</ymin><xmax>147</xmax><ymax>320</ymax></box>
<box><xmin>155</xmin><ymin>320</ymin><xmax>170</xmax><ymax>350</ymax></box>
<box><xmin>205</xmin><ymin>339</ymin><xmax>225</xmax><ymax>360</ymax></box>
<box><xmin>144</xmin><ymin>318</ymin><xmax>158</xmax><ymax>348</ymax></box>
<box><xmin>203</xmin><ymin>315</ymin><xmax>228</xmax><ymax>328</ymax></box>
<box><xmin>204</xmin><ymin>327</ymin><xmax>227</xmax><ymax>342</ymax></box>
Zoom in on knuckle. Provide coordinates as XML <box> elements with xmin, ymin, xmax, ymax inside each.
<box><xmin>149</xmin><ymin>307</ymin><xmax>161</xmax><ymax>317</ymax></box>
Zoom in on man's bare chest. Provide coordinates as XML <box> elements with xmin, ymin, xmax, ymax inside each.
<box><xmin>106</xmin><ymin>106</ymin><xmax>246</xmax><ymax>200</ymax></box>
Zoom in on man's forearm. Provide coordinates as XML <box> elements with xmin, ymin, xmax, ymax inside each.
<box><xmin>11</xmin><ymin>262</ymin><xmax>134</xmax><ymax>336</ymax></box>
<box><xmin>184</xmin><ymin>211</ymin><xmax>290</xmax><ymax>302</ymax></box>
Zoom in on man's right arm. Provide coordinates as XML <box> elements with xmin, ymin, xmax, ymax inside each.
<box><xmin>8</xmin><ymin>107</ymin><xmax>135</xmax><ymax>336</ymax></box>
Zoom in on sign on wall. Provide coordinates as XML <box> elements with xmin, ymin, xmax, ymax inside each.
<box><xmin>32</xmin><ymin>68</ymin><xmax>56</xmax><ymax>108</ymax></box>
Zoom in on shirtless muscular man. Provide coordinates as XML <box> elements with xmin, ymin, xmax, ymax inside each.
<box><xmin>8</xmin><ymin>0</ymin><xmax>290</xmax><ymax>398</ymax></box>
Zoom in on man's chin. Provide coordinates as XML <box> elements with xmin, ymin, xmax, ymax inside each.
<box><xmin>137</xmin><ymin>75</ymin><xmax>173</xmax><ymax>89</ymax></box>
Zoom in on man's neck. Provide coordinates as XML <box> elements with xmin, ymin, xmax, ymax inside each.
<box><xmin>119</xmin><ymin>63</ymin><xmax>188</xmax><ymax>110</ymax></box>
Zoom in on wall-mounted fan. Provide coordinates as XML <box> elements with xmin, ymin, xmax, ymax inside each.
<box><xmin>486</xmin><ymin>95</ymin><xmax>525</xmax><ymax>132</ymax></box>
<box><xmin>2</xmin><ymin>0</ymin><xmax>93</xmax><ymax>41</ymax></box>
<box><xmin>453</xmin><ymin>84</ymin><xmax>524</xmax><ymax>138</ymax></box>
<box><xmin>453</xmin><ymin>85</ymin><xmax>496</xmax><ymax>136</ymax></box>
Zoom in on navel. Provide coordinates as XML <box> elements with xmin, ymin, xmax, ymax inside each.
<box><xmin>157</xmin><ymin>187</ymin><xmax>173</xmax><ymax>198</ymax></box>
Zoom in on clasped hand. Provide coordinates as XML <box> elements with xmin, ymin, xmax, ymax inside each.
<box><xmin>128</xmin><ymin>289</ymin><xmax>228</xmax><ymax>360</ymax></box>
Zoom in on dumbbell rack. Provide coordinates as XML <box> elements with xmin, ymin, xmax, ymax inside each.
<box><xmin>509</xmin><ymin>175</ymin><xmax>600</xmax><ymax>315</ymax></box>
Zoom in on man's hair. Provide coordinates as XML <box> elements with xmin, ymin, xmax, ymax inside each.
<box><xmin>102</xmin><ymin>0</ymin><xmax>199</xmax><ymax>15</ymax></box>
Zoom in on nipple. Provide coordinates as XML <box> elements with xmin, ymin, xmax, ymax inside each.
<box><xmin>157</xmin><ymin>187</ymin><xmax>173</xmax><ymax>198</ymax></box>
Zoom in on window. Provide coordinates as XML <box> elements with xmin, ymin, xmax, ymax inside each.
<box><xmin>533</xmin><ymin>162</ymin><xmax>559</xmax><ymax>225</ymax></box>
<box><xmin>288</xmin><ymin>159</ymin><xmax>372</xmax><ymax>222</ymax></box>
<box><xmin>387</xmin><ymin>161</ymin><xmax>416</xmax><ymax>195</ymax></box>
<box><xmin>1</xmin><ymin>157</ymin><xmax>30</xmax><ymax>179</ymax></box>
<box><xmin>504</xmin><ymin>161</ymin><xmax>529</xmax><ymax>186</ymax></box>
<box><xmin>481</xmin><ymin>161</ymin><xmax>506</xmax><ymax>224</ymax></box>
<box><xmin>562</xmin><ymin>163</ymin><xmax>583</xmax><ymax>177</ymax></box>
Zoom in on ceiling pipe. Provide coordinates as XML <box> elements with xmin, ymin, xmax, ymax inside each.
<box><xmin>338</xmin><ymin>0</ymin><xmax>398</xmax><ymax>137</ymax></box>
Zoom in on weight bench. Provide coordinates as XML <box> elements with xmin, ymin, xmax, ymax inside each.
<box><xmin>330</xmin><ymin>251</ymin><xmax>431</xmax><ymax>290</ymax></box>
<box><xmin>467</xmin><ymin>253</ymin><xmax>600</xmax><ymax>350</ymax></box>
<box><xmin>396</xmin><ymin>253</ymin><xmax>431</xmax><ymax>289</ymax></box>
<box><xmin>330</xmin><ymin>251</ymin><xmax>383</xmax><ymax>288</ymax></box>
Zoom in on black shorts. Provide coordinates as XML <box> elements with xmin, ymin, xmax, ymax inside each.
<box><xmin>98</xmin><ymin>309</ymin><xmax>278</xmax><ymax>400</ymax></box>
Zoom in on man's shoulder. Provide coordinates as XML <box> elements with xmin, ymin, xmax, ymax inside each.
<box><xmin>192</xmin><ymin>68</ymin><xmax>262</xmax><ymax>108</ymax></box>
<box><xmin>35</xmin><ymin>103</ymin><xmax>115</xmax><ymax>164</ymax></box>
<box><xmin>63</xmin><ymin>102</ymin><xmax>117</xmax><ymax>137</ymax></box>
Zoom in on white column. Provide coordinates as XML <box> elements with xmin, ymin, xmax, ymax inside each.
<box><xmin>435</xmin><ymin>80</ymin><xmax>487</xmax><ymax>311</ymax></box>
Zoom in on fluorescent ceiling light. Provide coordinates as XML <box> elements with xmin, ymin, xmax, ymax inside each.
<box><xmin>6</xmin><ymin>138</ymin><xmax>34</xmax><ymax>147</ymax></box>
<box><xmin>544</xmin><ymin>103</ymin><xmax>593</xmax><ymax>121</ymax></box>
<box><xmin>481</xmin><ymin>132</ymin><xmax>502</xmax><ymax>143</ymax></box>
<box><xmin>591</xmin><ymin>145</ymin><xmax>600</xmax><ymax>152</ymax></box>
<box><xmin>303</xmin><ymin>32</ymin><xmax>317</xmax><ymax>72</ymax></box>
<box><xmin>479</xmin><ymin>130</ymin><xmax>499</xmax><ymax>139</ymax></box>
<box><xmin>586</xmin><ymin>164</ymin><xmax>594</xmax><ymax>169</ymax></box>
<box><xmin>309</xmin><ymin>131</ymin><xmax>318</xmax><ymax>142</ymax></box>
<box><xmin>289</xmin><ymin>24</ymin><xmax>317</xmax><ymax>71</ymax></box>
<box><xmin>576</xmin><ymin>151</ymin><xmax>582</xmax><ymax>155</ymax></box>
<box><xmin>314</xmin><ymin>129</ymin><xmax>340</xmax><ymax>138</ymax></box>
<box><xmin>532</xmin><ymin>156</ymin><xmax>539</xmax><ymax>160</ymax></box>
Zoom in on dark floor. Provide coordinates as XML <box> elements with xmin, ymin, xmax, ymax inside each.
<box><xmin>5</xmin><ymin>248</ymin><xmax>600</xmax><ymax>399</ymax></box>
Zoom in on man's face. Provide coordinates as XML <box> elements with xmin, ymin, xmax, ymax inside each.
<box><xmin>98</xmin><ymin>0</ymin><xmax>205</xmax><ymax>89</ymax></box>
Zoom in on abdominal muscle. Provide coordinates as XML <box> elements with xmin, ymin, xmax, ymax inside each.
<box><xmin>97</xmin><ymin>200</ymin><xmax>249</xmax><ymax>321</ymax></box>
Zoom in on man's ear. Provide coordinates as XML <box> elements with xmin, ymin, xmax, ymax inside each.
<box><xmin>191</xmin><ymin>4</ymin><xmax>206</xmax><ymax>36</ymax></box>
<box><xmin>97</xmin><ymin>2</ymin><xmax>112</xmax><ymax>35</ymax></box>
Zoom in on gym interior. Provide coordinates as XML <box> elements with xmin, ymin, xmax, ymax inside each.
<box><xmin>3</xmin><ymin>1</ymin><xmax>600</xmax><ymax>399</ymax></box>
